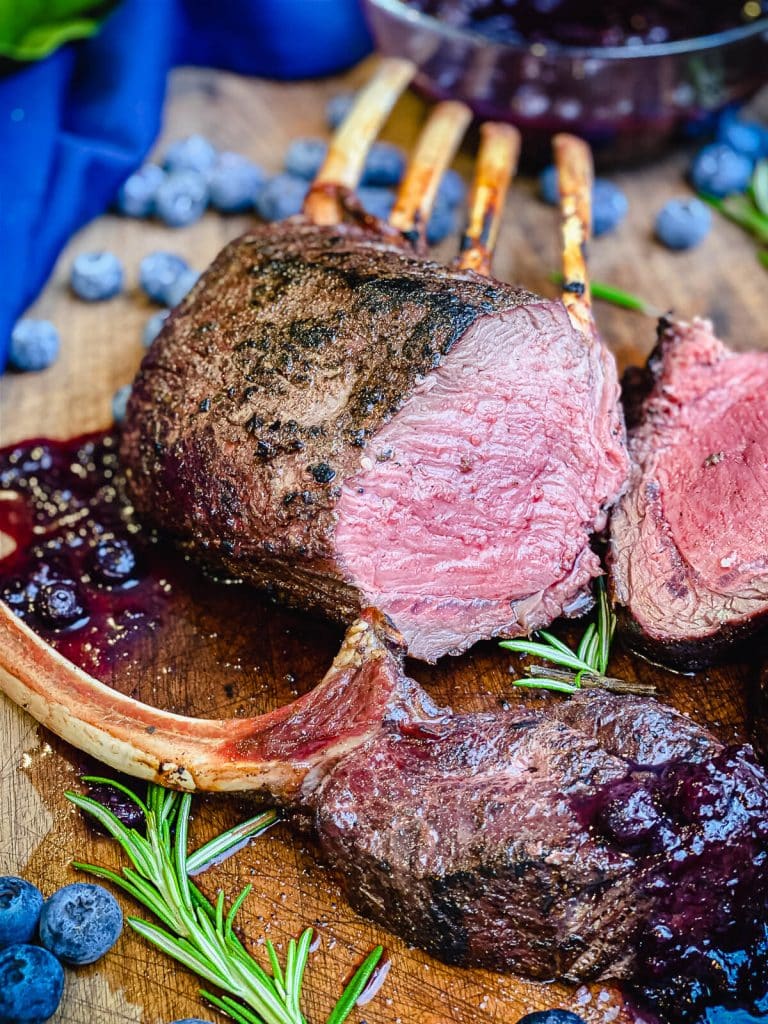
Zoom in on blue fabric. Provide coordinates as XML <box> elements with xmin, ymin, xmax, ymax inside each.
<box><xmin>0</xmin><ymin>0</ymin><xmax>371</xmax><ymax>369</ymax></box>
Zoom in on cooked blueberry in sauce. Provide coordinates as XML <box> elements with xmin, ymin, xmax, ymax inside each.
<box><xmin>90</xmin><ymin>538</ymin><xmax>137</xmax><ymax>585</ymax></box>
<box><xmin>597</xmin><ymin>782</ymin><xmax>664</xmax><ymax>845</ymax></box>
<box><xmin>34</xmin><ymin>580</ymin><xmax>86</xmax><ymax>628</ymax></box>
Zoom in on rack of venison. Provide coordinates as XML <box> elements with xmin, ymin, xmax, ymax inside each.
<box><xmin>0</xmin><ymin>58</ymin><xmax>767</xmax><ymax>1022</ymax></box>
<box><xmin>120</xmin><ymin>60</ymin><xmax>628</xmax><ymax>664</ymax></box>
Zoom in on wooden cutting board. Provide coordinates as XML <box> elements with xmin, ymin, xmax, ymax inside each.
<box><xmin>1</xmin><ymin>57</ymin><xmax>766</xmax><ymax>1024</ymax></box>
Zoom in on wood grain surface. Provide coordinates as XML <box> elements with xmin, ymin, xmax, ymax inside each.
<box><xmin>1</xmin><ymin>58</ymin><xmax>766</xmax><ymax>1024</ymax></box>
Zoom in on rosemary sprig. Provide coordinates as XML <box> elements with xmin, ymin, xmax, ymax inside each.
<box><xmin>549</xmin><ymin>272</ymin><xmax>656</xmax><ymax>315</ymax></box>
<box><xmin>65</xmin><ymin>779</ymin><xmax>385</xmax><ymax>1024</ymax></box>
<box><xmin>500</xmin><ymin>579</ymin><xmax>619</xmax><ymax>695</ymax></box>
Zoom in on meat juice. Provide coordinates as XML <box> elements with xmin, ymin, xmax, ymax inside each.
<box><xmin>0</xmin><ymin>431</ymin><xmax>766</xmax><ymax>1023</ymax></box>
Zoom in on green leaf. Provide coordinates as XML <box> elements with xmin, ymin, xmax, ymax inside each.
<box><xmin>0</xmin><ymin>0</ymin><xmax>118</xmax><ymax>61</ymax></box>
<box><xmin>511</xmin><ymin>677</ymin><xmax>580</xmax><ymax>694</ymax></box>
<box><xmin>187</xmin><ymin>809</ymin><xmax>278</xmax><ymax>875</ymax></box>
<box><xmin>502</xmin><ymin>577</ymin><xmax>617</xmax><ymax>696</ymax></box>
<box><xmin>69</xmin><ymin>779</ymin><xmax>386</xmax><ymax>1024</ymax></box>
<box><xmin>752</xmin><ymin>160</ymin><xmax>768</xmax><ymax>218</ymax></box>
<box><xmin>549</xmin><ymin>272</ymin><xmax>654</xmax><ymax>314</ymax></box>
<box><xmin>702</xmin><ymin>192</ymin><xmax>768</xmax><ymax>245</ymax></box>
<box><xmin>327</xmin><ymin>945</ymin><xmax>384</xmax><ymax>1024</ymax></box>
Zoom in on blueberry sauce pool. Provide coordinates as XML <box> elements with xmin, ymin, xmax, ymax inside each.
<box><xmin>407</xmin><ymin>0</ymin><xmax>767</xmax><ymax>48</ymax></box>
<box><xmin>1</xmin><ymin>433</ymin><xmax>768</xmax><ymax>1023</ymax></box>
<box><xmin>0</xmin><ymin>434</ymin><xmax>182</xmax><ymax>679</ymax></box>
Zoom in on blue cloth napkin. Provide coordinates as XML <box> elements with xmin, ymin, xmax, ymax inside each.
<box><xmin>0</xmin><ymin>0</ymin><xmax>371</xmax><ymax>369</ymax></box>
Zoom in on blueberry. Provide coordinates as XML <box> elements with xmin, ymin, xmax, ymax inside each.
<box><xmin>516</xmin><ymin>1012</ymin><xmax>587</xmax><ymax>1024</ymax></box>
<box><xmin>326</xmin><ymin>91</ymin><xmax>356</xmax><ymax>130</ymax></box>
<box><xmin>164</xmin><ymin>268</ymin><xmax>200</xmax><ymax>308</ymax></box>
<box><xmin>34</xmin><ymin>580</ymin><xmax>86</xmax><ymax>628</ymax></box>
<box><xmin>284</xmin><ymin>137</ymin><xmax>328</xmax><ymax>180</ymax></box>
<box><xmin>592</xmin><ymin>180</ymin><xmax>628</xmax><ymax>236</ymax></box>
<box><xmin>655</xmin><ymin>197</ymin><xmax>712</xmax><ymax>250</ymax></box>
<box><xmin>254</xmin><ymin>174</ymin><xmax>308</xmax><ymax>221</ymax></box>
<box><xmin>538</xmin><ymin>164</ymin><xmax>559</xmax><ymax>205</ymax></box>
<box><xmin>8</xmin><ymin>320</ymin><xmax>60</xmax><ymax>372</ymax></box>
<box><xmin>112</xmin><ymin>384</ymin><xmax>132</xmax><ymax>426</ymax></box>
<box><xmin>717</xmin><ymin>111</ymin><xmax>765</xmax><ymax>162</ymax></box>
<box><xmin>208</xmin><ymin>151</ymin><xmax>266</xmax><ymax>212</ymax></box>
<box><xmin>437</xmin><ymin>168</ymin><xmax>467</xmax><ymax>210</ymax></box>
<box><xmin>90</xmin><ymin>538</ymin><xmax>137</xmax><ymax>585</ymax></box>
<box><xmin>358</xmin><ymin>186</ymin><xmax>396</xmax><ymax>221</ymax></box>
<box><xmin>427</xmin><ymin>199</ymin><xmax>460</xmax><ymax>244</ymax></box>
<box><xmin>39</xmin><ymin>882</ymin><xmax>122</xmax><ymax>965</ymax></box>
<box><xmin>0</xmin><ymin>878</ymin><xmax>43</xmax><ymax>948</ymax></box>
<box><xmin>143</xmin><ymin>309</ymin><xmax>170</xmax><ymax>348</ymax></box>
<box><xmin>0</xmin><ymin>944</ymin><xmax>64</xmax><ymax>1023</ymax></box>
<box><xmin>691</xmin><ymin>143</ymin><xmax>753</xmax><ymax>198</ymax></box>
<box><xmin>116</xmin><ymin>164</ymin><xmax>165</xmax><ymax>217</ymax></box>
<box><xmin>139</xmin><ymin>251</ymin><xmax>190</xmax><ymax>304</ymax></box>
<box><xmin>599</xmin><ymin>785</ymin><xmax>664</xmax><ymax>845</ymax></box>
<box><xmin>155</xmin><ymin>170</ymin><xmax>208</xmax><ymax>227</ymax></box>
<box><xmin>163</xmin><ymin>134</ymin><xmax>217</xmax><ymax>175</ymax></box>
<box><xmin>362</xmin><ymin>142</ymin><xmax>406</xmax><ymax>187</ymax></box>
<box><xmin>70</xmin><ymin>251</ymin><xmax>124</xmax><ymax>302</ymax></box>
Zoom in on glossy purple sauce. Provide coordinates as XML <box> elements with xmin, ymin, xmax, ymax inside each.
<box><xmin>0</xmin><ymin>433</ymin><xmax>224</xmax><ymax>680</ymax></box>
<box><xmin>575</xmin><ymin>753</ymin><xmax>768</xmax><ymax>1022</ymax></box>
<box><xmin>1</xmin><ymin>432</ymin><xmax>767</xmax><ymax>1024</ymax></box>
<box><xmin>408</xmin><ymin>0</ymin><xmax>766</xmax><ymax>47</ymax></box>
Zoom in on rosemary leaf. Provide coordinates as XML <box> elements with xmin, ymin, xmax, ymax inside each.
<box><xmin>326</xmin><ymin>945</ymin><xmax>384</xmax><ymax>1024</ymax></box>
<box><xmin>499</xmin><ymin>639</ymin><xmax>589</xmax><ymax>674</ymax></box>
<box><xmin>502</xmin><ymin>579</ymin><xmax>622</xmax><ymax>696</ymax></box>
<box><xmin>188</xmin><ymin>809</ymin><xmax>278</xmax><ymax>875</ymax></box>
<box><xmin>702</xmin><ymin>192</ymin><xmax>768</xmax><ymax>244</ymax></box>
<box><xmin>511</xmin><ymin>677</ymin><xmax>581</xmax><ymax>694</ymax></box>
<box><xmin>752</xmin><ymin>160</ymin><xmax>768</xmax><ymax>217</ymax></box>
<box><xmin>67</xmin><ymin>780</ymin><xmax>387</xmax><ymax>1024</ymax></box>
<box><xmin>549</xmin><ymin>272</ymin><xmax>655</xmax><ymax>314</ymax></box>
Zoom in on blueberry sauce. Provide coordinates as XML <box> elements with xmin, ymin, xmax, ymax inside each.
<box><xmin>408</xmin><ymin>0</ymin><xmax>766</xmax><ymax>48</ymax></box>
<box><xmin>1</xmin><ymin>432</ymin><xmax>767</xmax><ymax>1023</ymax></box>
<box><xmin>575</xmin><ymin>751</ymin><xmax>768</xmax><ymax>1023</ymax></box>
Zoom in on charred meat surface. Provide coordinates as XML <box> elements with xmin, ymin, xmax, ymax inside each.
<box><xmin>609</xmin><ymin>316</ymin><xmax>768</xmax><ymax>670</ymax></box>
<box><xmin>121</xmin><ymin>220</ymin><xmax>627</xmax><ymax>662</ymax></box>
<box><xmin>313</xmin><ymin>677</ymin><xmax>768</xmax><ymax>1003</ymax></box>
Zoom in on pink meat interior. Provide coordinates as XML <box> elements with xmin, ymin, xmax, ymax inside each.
<box><xmin>335</xmin><ymin>301</ymin><xmax>624</xmax><ymax>661</ymax></box>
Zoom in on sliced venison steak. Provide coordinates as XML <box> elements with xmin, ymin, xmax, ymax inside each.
<box><xmin>121</xmin><ymin>220</ymin><xmax>627</xmax><ymax>662</ymax></box>
<box><xmin>305</xmin><ymin>619</ymin><xmax>768</xmax><ymax>1008</ymax></box>
<box><xmin>609</xmin><ymin>316</ymin><xmax>768</xmax><ymax>670</ymax></box>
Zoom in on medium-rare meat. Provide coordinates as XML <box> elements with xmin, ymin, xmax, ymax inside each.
<box><xmin>2</xmin><ymin>601</ymin><xmax>767</xmax><ymax>1007</ymax></box>
<box><xmin>121</xmin><ymin>219</ymin><xmax>627</xmax><ymax>662</ymax></box>
<box><xmin>609</xmin><ymin>316</ymin><xmax>768</xmax><ymax>669</ymax></box>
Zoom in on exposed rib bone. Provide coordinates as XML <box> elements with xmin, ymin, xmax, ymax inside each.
<box><xmin>0</xmin><ymin>602</ymin><xmax>434</xmax><ymax>798</ymax></box>
<box><xmin>553</xmin><ymin>133</ymin><xmax>594</xmax><ymax>335</ymax></box>
<box><xmin>388</xmin><ymin>100</ymin><xmax>472</xmax><ymax>241</ymax></box>
<box><xmin>457</xmin><ymin>122</ymin><xmax>520</xmax><ymax>275</ymax></box>
<box><xmin>303</xmin><ymin>58</ymin><xmax>415</xmax><ymax>225</ymax></box>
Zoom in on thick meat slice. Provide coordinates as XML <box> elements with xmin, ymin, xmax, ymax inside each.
<box><xmin>122</xmin><ymin>220</ymin><xmax>627</xmax><ymax>661</ymax></box>
<box><xmin>315</xmin><ymin>686</ymin><xmax>768</xmax><ymax>993</ymax></box>
<box><xmin>609</xmin><ymin>317</ymin><xmax>768</xmax><ymax>669</ymax></box>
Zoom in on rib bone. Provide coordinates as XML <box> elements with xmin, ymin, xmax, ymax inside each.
<box><xmin>457</xmin><ymin>122</ymin><xmax>520</xmax><ymax>275</ymax></box>
<box><xmin>303</xmin><ymin>58</ymin><xmax>415</xmax><ymax>225</ymax></box>
<box><xmin>553</xmin><ymin>133</ymin><xmax>594</xmax><ymax>335</ymax></box>
<box><xmin>0</xmin><ymin>601</ymin><xmax>435</xmax><ymax>798</ymax></box>
<box><xmin>388</xmin><ymin>100</ymin><xmax>471</xmax><ymax>240</ymax></box>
